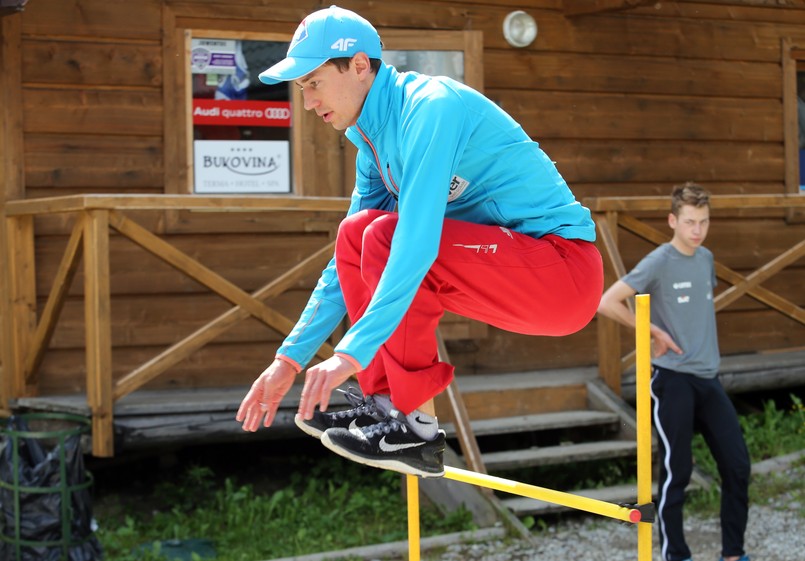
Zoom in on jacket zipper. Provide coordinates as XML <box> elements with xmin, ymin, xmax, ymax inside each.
<box><xmin>355</xmin><ymin>125</ymin><xmax>399</xmax><ymax>199</ymax></box>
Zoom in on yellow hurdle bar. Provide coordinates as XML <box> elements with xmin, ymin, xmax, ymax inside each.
<box><xmin>405</xmin><ymin>294</ymin><xmax>656</xmax><ymax>559</ymax></box>
<box><xmin>635</xmin><ymin>294</ymin><xmax>654</xmax><ymax>561</ymax></box>
<box><xmin>443</xmin><ymin>466</ymin><xmax>641</xmax><ymax>523</ymax></box>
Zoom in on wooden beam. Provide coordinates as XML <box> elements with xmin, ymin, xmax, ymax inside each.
<box><xmin>618</xmin><ymin>214</ymin><xmax>805</xmax><ymax>326</ymax></box>
<box><xmin>584</xmin><ymin>194</ymin><xmax>805</xmax><ymax>213</ymax></box>
<box><xmin>0</xmin><ymin>13</ymin><xmax>24</xmax><ymax>410</ymax></box>
<box><xmin>676</xmin><ymin>0</ymin><xmax>805</xmax><ymax>9</ymax></box>
<box><xmin>107</xmin><ymin>210</ymin><xmax>305</xmax><ymax>341</ymax></box>
<box><xmin>594</xmin><ymin>213</ymin><xmax>626</xmax><ymax>394</ymax></box>
<box><xmin>715</xmin><ymin>239</ymin><xmax>805</xmax><ymax>313</ymax></box>
<box><xmin>163</xmin><ymin>8</ymin><xmax>190</xmax><ymax>196</ymax></box>
<box><xmin>24</xmin><ymin>215</ymin><xmax>84</xmax><ymax>384</ymax></box>
<box><xmin>782</xmin><ymin>38</ymin><xmax>804</xmax><ymax>223</ymax></box>
<box><xmin>1</xmin><ymin>13</ymin><xmax>23</xmax><ymax>201</ymax></box>
<box><xmin>0</xmin><ymin>216</ymin><xmax>10</xmax><ymax>410</ymax></box>
<box><xmin>564</xmin><ymin>0</ymin><xmax>655</xmax><ymax>17</ymax></box>
<box><xmin>4</xmin><ymin>194</ymin><xmax>351</xmax><ymax>216</ymax></box>
<box><xmin>594</xmin><ymin>214</ymin><xmax>629</xmax><ymax>282</ymax></box>
<box><xmin>114</xmin><ymin>240</ymin><xmax>336</xmax><ymax>400</ymax></box>
<box><xmin>6</xmin><ymin>215</ymin><xmax>37</xmax><ymax>398</ymax></box>
<box><xmin>84</xmin><ymin>210</ymin><xmax>114</xmax><ymax>457</ymax></box>
<box><xmin>436</xmin><ymin>333</ymin><xmax>487</xmax><ymax>477</ymax></box>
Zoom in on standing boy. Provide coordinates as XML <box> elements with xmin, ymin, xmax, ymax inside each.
<box><xmin>597</xmin><ymin>183</ymin><xmax>750</xmax><ymax>561</ymax></box>
<box><xmin>237</xmin><ymin>6</ymin><xmax>603</xmax><ymax>478</ymax></box>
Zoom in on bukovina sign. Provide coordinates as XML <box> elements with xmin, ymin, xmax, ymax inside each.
<box><xmin>193</xmin><ymin>140</ymin><xmax>291</xmax><ymax>194</ymax></box>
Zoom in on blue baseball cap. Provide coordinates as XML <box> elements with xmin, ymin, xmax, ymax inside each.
<box><xmin>259</xmin><ymin>6</ymin><xmax>382</xmax><ymax>85</ymax></box>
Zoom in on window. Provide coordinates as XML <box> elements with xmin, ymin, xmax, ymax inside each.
<box><xmin>190</xmin><ymin>38</ymin><xmax>292</xmax><ymax>194</ymax></box>
<box><xmin>164</xmin><ymin>27</ymin><xmax>482</xmax><ymax>198</ymax></box>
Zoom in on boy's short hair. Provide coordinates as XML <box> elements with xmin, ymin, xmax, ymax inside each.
<box><xmin>671</xmin><ymin>182</ymin><xmax>710</xmax><ymax>216</ymax></box>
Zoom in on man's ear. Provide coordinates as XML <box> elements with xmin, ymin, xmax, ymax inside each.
<box><xmin>667</xmin><ymin>212</ymin><xmax>677</xmax><ymax>229</ymax></box>
<box><xmin>352</xmin><ymin>52</ymin><xmax>372</xmax><ymax>79</ymax></box>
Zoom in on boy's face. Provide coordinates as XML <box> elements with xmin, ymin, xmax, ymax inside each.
<box><xmin>668</xmin><ymin>204</ymin><xmax>710</xmax><ymax>255</ymax></box>
<box><xmin>295</xmin><ymin>56</ymin><xmax>372</xmax><ymax>131</ymax></box>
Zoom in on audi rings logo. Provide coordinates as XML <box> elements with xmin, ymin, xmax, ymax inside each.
<box><xmin>264</xmin><ymin>107</ymin><xmax>291</xmax><ymax>121</ymax></box>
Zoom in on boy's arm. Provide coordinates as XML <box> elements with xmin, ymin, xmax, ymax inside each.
<box><xmin>597</xmin><ymin>280</ymin><xmax>683</xmax><ymax>358</ymax></box>
<box><xmin>597</xmin><ymin>280</ymin><xmax>639</xmax><ymax>329</ymax></box>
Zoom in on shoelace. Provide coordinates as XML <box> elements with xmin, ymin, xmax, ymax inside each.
<box><xmin>332</xmin><ymin>387</ymin><xmax>378</xmax><ymax>419</ymax></box>
<box><xmin>362</xmin><ymin>416</ymin><xmax>408</xmax><ymax>438</ymax></box>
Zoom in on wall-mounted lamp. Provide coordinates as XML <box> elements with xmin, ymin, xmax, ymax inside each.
<box><xmin>502</xmin><ymin>11</ymin><xmax>537</xmax><ymax>48</ymax></box>
<box><xmin>0</xmin><ymin>0</ymin><xmax>30</xmax><ymax>11</ymax></box>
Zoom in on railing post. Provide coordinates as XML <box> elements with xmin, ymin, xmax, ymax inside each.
<box><xmin>4</xmin><ymin>214</ymin><xmax>37</xmax><ymax>400</ymax></box>
<box><xmin>595</xmin><ymin>212</ymin><xmax>623</xmax><ymax>394</ymax></box>
<box><xmin>83</xmin><ymin>210</ymin><xmax>114</xmax><ymax>457</ymax></box>
<box><xmin>0</xmin><ymin>209</ymin><xmax>14</xmax><ymax>412</ymax></box>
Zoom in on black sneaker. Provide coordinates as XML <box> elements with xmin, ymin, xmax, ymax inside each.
<box><xmin>320</xmin><ymin>410</ymin><xmax>445</xmax><ymax>478</ymax></box>
<box><xmin>294</xmin><ymin>387</ymin><xmax>387</xmax><ymax>439</ymax></box>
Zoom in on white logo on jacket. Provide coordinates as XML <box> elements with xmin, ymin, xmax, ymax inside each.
<box><xmin>453</xmin><ymin>244</ymin><xmax>498</xmax><ymax>254</ymax></box>
<box><xmin>448</xmin><ymin>175</ymin><xmax>469</xmax><ymax>202</ymax></box>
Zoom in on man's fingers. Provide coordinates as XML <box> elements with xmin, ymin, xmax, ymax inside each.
<box><xmin>299</xmin><ymin>372</ymin><xmax>326</xmax><ymax>419</ymax></box>
<box><xmin>318</xmin><ymin>381</ymin><xmax>331</xmax><ymax>412</ymax></box>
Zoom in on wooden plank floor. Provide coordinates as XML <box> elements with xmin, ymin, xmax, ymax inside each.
<box><xmin>621</xmin><ymin>348</ymin><xmax>805</xmax><ymax>400</ymax></box>
<box><xmin>10</xmin><ymin>350</ymin><xmax>805</xmax><ymax>452</ymax></box>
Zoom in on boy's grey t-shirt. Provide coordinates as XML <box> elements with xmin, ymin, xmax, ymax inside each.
<box><xmin>621</xmin><ymin>243</ymin><xmax>719</xmax><ymax>378</ymax></box>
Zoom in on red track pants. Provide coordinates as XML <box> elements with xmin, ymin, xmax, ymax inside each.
<box><xmin>336</xmin><ymin>209</ymin><xmax>603</xmax><ymax>414</ymax></box>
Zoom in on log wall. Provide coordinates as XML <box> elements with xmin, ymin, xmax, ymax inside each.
<box><xmin>1</xmin><ymin>0</ymin><xmax>804</xmax><ymax>397</ymax></box>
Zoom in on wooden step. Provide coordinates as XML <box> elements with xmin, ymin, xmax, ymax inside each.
<box><xmin>501</xmin><ymin>482</ymin><xmax>659</xmax><ymax>517</ymax></box>
<box><xmin>435</xmin><ymin>368</ymin><xmax>599</xmax><ymax>423</ymax></box>
<box><xmin>482</xmin><ymin>440</ymin><xmax>638</xmax><ymax>471</ymax></box>
<box><xmin>440</xmin><ymin>410</ymin><xmax>620</xmax><ymax>438</ymax></box>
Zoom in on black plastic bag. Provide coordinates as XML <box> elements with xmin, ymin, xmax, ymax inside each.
<box><xmin>0</xmin><ymin>415</ymin><xmax>103</xmax><ymax>561</ymax></box>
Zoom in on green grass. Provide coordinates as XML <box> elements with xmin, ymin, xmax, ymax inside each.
<box><xmin>686</xmin><ymin>393</ymin><xmax>805</xmax><ymax>516</ymax></box>
<box><xmin>94</xmin><ymin>453</ymin><xmax>474</xmax><ymax>561</ymax></box>
<box><xmin>93</xmin><ymin>393</ymin><xmax>804</xmax><ymax>560</ymax></box>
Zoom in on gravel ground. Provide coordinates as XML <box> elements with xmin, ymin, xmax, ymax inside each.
<box><xmin>269</xmin><ymin>454</ymin><xmax>804</xmax><ymax>561</ymax></box>
<box><xmin>426</xmin><ymin>456</ymin><xmax>804</xmax><ymax>561</ymax></box>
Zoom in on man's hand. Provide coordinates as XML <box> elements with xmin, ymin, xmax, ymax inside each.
<box><xmin>650</xmin><ymin>326</ymin><xmax>683</xmax><ymax>358</ymax></box>
<box><xmin>297</xmin><ymin>355</ymin><xmax>357</xmax><ymax>421</ymax></box>
<box><xmin>236</xmin><ymin>359</ymin><xmax>297</xmax><ymax>432</ymax></box>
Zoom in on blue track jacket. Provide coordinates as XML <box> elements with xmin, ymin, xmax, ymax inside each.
<box><xmin>277</xmin><ymin>63</ymin><xmax>595</xmax><ymax>370</ymax></box>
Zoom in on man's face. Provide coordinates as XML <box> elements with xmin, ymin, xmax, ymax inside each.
<box><xmin>668</xmin><ymin>204</ymin><xmax>710</xmax><ymax>255</ymax></box>
<box><xmin>295</xmin><ymin>57</ymin><xmax>370</xmax><ymax>131</ymax></box>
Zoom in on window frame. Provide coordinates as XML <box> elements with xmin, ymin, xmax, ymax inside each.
<box><xmin>783</xmin><ymin>39</ymin><xmax>804</xmax><ymax>197</ymax></box>
<box><xmin>164</xmin><ymin>24</ymin><xmax>483</xmax><ymax>198</ymax></box>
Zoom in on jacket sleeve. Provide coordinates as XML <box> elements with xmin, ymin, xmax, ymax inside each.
<box><xmin>276</xmin><ymin>150</ymin><xmax>396</xmax><ymax>368</ymax></box>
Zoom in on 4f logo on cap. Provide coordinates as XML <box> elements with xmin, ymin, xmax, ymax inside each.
<box><xmin>331</xmin><ymin>38</ymin><xmax>357</xmax><ymax>51</ymax></box>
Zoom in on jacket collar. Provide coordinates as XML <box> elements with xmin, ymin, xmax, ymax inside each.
<box><xmin>349</xmin><ymin>62</ymin><xmax>397</xmax><ymax>139</ymax></box>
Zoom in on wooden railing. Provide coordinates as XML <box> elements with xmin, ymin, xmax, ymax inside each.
<box><xmin>585</xmin><ymin>194</ymin><xmax>805</xmax><ymax>394</ymax></box>
<box><xmin>1</xmin><ymin>195</ymin><xmax>349</xmax><ymax>456</ymax></box>
<box><xmin>0</xmin><ymin>194</ymin><xmax>486</xmax><ymax>467</ymax></box>
<box><xmin>5</xmin><ymin>193</ymin><xmax>802</xmax><ymax>457</ymax></box>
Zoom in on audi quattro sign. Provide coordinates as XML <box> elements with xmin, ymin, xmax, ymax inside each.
<box><xmin>192</xmin><ymin>99</ymin><xmax>292</xmax><ymax>128</ymax></box>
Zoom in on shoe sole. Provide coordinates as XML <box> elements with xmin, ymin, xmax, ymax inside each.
<box><xmin>294</xmin><ymin>414</ymin><xmax>324</xmax><ymax>439</ymax></box>
<box><xmin>320</xmin><ymin>432</ymin><xmax>445</xmax><ymax>478</ymax></box>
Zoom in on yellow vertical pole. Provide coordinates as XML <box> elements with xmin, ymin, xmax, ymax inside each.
<box><xmin>635</xmin><ymin>294</ymin><xmax>653</xmax><ymax>561</ymax></box>
<box><xmin>406</xmin><ymin>474</ymin><xmax>421</xmax><ymax>561</ymax></box>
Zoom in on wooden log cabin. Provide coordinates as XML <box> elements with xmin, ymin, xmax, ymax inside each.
<box><xmin>1</xmin><ymin>0</ymin><xmax>804</xmax><ymax>470</ymax></box>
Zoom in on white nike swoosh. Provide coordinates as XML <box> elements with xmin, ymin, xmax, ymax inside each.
<box><xmin>379</xmin><ymin>436</ymin><xmax>425</xmax><ymax>452</ymax></box>
<box><xmin>348</xmin><ymin>419</ymin><xmax>359</xmax><ymax>431</ymax></box>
